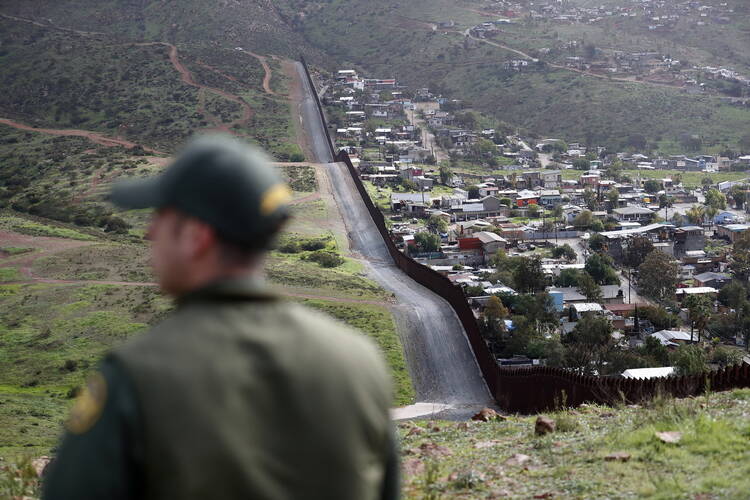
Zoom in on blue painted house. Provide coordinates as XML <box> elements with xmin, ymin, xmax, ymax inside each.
<box><xmin>714</xmin><ymin>211</ymin><xmax>739</xmax><ymax>225</ymax></box>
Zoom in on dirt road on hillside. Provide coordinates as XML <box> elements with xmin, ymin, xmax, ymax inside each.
<box><xmin>0</xmin><ymin>118</ymin><xmax>165</xmax><ymax>154</ymax></box>
<box><xmin>134</xmin><ymin>42</ymin><xmax>254</xmax><ymax>134</ymax></box>
<box><xmin>406</xmin><ymin>102</ymin><xmax>448</xmax><ymax>163</ymax></box>
<box><xmin>244</xmin><ymin>51</ymin><xmax>277</xmax><ymax>96</ymax></box>
<box><xmin>294</xmin><ymin>61</ymin><xmax>491</xmax><ymax>406</ymax></box>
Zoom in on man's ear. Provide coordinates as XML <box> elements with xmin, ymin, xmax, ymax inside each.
<box><xmin>183</xmin><ymin>218</ymin><xmax>217</xmax><ymax>260</ymax></box>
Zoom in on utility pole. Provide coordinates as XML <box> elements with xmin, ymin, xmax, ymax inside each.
<box><xmin>628</xmin><ymin>268</ymin><xmax>631</xmax><ymax>304</ymax></box>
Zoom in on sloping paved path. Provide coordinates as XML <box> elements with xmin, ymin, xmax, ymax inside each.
<box><xmin>294</xmin><ymin>61</ymin><xmax>491</xmax><ymax>406</ymax></box>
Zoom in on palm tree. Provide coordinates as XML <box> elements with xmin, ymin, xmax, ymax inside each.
<box><xmin>704</xmin><ymin>206</ymin><xmax>718</xmax><ymax>233</ymax></box>
<box><xmin>685</xmin><ymin>204</ymin><xmax>706</xmax><ymax>226</ymax></box>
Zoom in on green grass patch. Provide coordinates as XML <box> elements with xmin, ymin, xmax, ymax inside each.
<box><xmin>265</xmin><ymin>250</ymin><xmax>388</xmax><ymax>301</ymax></box>
<box><xmin>0</xmin><ymin>268</ymin><xmax>22</xmax><ymax>282</ymax></box>
<box><xmin>0</xmin><ymin>216</ymin><xmax>96</xmax><ymax>241</ymax></box>
<box><xmin>397</xmin><ymin>389</ymin><xmax>750</xmax><ymax>499</ymax></box>
<box><xmin>0</xmin><ymin>247</ymin><xmax>34</xmax><ymax>256</ymax></box>
<box><xmin>0</xmin><ymin>282</ymin><xmax>170</xmax><ymax>458</ymax></box>
<box><xmin>32</xmin><ymin>244</ymin><xmax>152</xmax><ymax>282</ymax></box>
<box><xmin>276</xmin><ymin>165</ymin><xmax>317</xmax><ymax>192</ymax></box>
<box><xmin>301</xmin><ymin>299</ymin><xmax>414</xmax><ymax>406</ymax></box>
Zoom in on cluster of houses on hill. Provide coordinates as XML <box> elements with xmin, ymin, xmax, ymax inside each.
<box><xmin>324</xmin><ymin>63</ymin><xmax>750</xmax><ymax>174</ymax></box>
<box><xmin>505</xmin><ymin>0</ymin><xmax>737</xmax><ymax>27</ymax></box>
<box><xmin>462</xmin><ymin>2</ymin><xmax>749</xmax><ymax>95</ymax></box>
<box><xmin>320</xmin><ymin>62</ymin><xmax>750</xmax><ymax>374</ymax></box>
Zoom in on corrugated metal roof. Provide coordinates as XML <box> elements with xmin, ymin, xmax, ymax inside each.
<box><xmin>622</xmin><ymin>367</ymin><xmax>675</xmax><ymax>379</ymax></box>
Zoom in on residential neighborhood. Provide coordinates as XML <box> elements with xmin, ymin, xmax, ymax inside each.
<box><xmin>322</xmin><ymin>63</ymin><xmax>750</xmax><ymax>378</ymax></box>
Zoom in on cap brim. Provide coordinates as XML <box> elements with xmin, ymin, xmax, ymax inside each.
<box><xmin>109</xmin><ymin>176</ymin><xmax>165</xmax><ymax>209</ymax></box>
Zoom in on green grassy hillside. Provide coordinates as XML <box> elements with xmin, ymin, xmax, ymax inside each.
<box><xmin>299</xmin><ymin>0</ymin><xmax>750</xmax><ymax>152</ymax></box>
<box><xmin>398</xmin><ymin>389</ymin><xmax>750</xmax><ymax>499</ymax></box>
<box><xmin>0</xmin><ymin>0</ymin><xmax>326</xmax><ymax>60</ymax></box>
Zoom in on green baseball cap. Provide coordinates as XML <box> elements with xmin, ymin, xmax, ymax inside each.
<box><xmin>110</xmin><ymin>134</ymin><xmax>291</xmax><ymax>248</ymax></box>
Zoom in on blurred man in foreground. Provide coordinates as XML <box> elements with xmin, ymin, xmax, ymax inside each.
<box><xmin>44</xmin><ymin>135</ymin><xmax>399</xmax><ymax>500</ymax></box>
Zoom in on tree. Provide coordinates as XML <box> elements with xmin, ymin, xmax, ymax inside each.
<box><xmin>513</xmin><ymin>256</ymin><xmax>547</xmax><ymax>294</ymax></box>
<box><xmin>480</xmin><ymin>295</ymin><xmax>508</xmax><ymax>345</ymax></box>
<box><xmin>626</xmin><ymin>133</ymin><xmax>647</xmax><ymax>150</ymax></box>
<box><xmin>729</xmin><ymin>184</ymin><xmax>748</xmax><ymax>209</ymax></box>
<box><xmin>705</xmin><ymin>188</ymin><xmax>727</xmax><ymax>210</ymax></box>
<box><xmin>413</xmin><ymin>232</ymin><xmax>440</xmax><ymax>253</ymax></box>
<box><xmin>705</xmin><ymin>206</ymin><xmax>719</xmax><ymax>230</ymax></box>
<box><xmin>710</xmin><ymin>345</ymin><xmax>744</xmax><ymax>368</ymax></box>
<box><xmin>573</xmin><ymin>158</ymin><xmax>591</xmax><ymax>170</ymax></box>
<box><xmin>639</xmin><ymin>336</ymin><xmax>671</xmax><ymax>366</ymax></box>
<box><xmin>585</xmin><ymin>253</ymin><xmax>620</xmax><ymax>285</ymax></box>
<box><xmin>730</xmin><ymin>232</ymin><xmax>750</xmax><ymax>282</ymax></box>
<box><xmin>685</xmin><ymin>204</ymin><xmax>706</xmax><ymax>225</ymax></box>
<box><xmin>438</xmin><ymin>164</ymin><xmax>452</xmax><ymax>185</ymax></box>
<box><xmin>701</xmin><ymin>176</ymin><xmax>714</xmax><ymax>190</ymax></box>
<box><xmin>644</xmin><ymin>179</ymin><xmax>661</xmax><ymax>194</ymax></box>
<box><xmin>402</xmin><ymin>179</ymin><xmax>418</xmax><ymax>191</ymax></box>
<box><xmin>485</xmin><ymin>295</ymin><xmax>509</xmax><ymax>322</ymax></box>
<box><xmin>639</xmin><ymin>305</ymin><xmax>680</xmax><ymax>331</ymax></box>
<box><xmin>606</xmin><ymin>188</ymin><xmax>619</xmax><ymax>208</ymax></box>
<box><xmin>466</xmin><ymin>184</ymin><xmax>480</xmax><ymax>199</ymax></box>
<box><xmin>527</xmin><ymin>203</ymin><xmax>541</xmax><ymax>218</ymax></box>
<box><xmin>512</xmin><ymin>292</ymin><xmax>558</xmax><ymax>331</ymax></box>
<box><xmin>623</xmin><ymin>237</ymin><xmax>654</xmax><ymax>269</ymax></box>
<box><xmin>551</xmin><ymin>244</ymin><xmax>576</xmax><ymax>261</ymax></box>
<box><xmin>588</xmin><ymin>233</ymin><xmax>607</xmax><ymax>253</ymax></box>
<box><xmin>582</xmin><ymin>189</ymin><xmax>597</xmax><ymax>210</ymax></box>
<box><xmin>563</xmin><ymin>315</ymin><xmax>614</xmax><ymax>375</ymax></box>
<box><xmin>659</xmin><ymin>194</ymin><xmax>673</xmax><ymax>209</ymax></box>
<box><xmin>718</xmin><ymin>280</ymin><xmax>748</xmax><ymax>310</ymax></box>
<box><xmin>473</xmin><ymin>138</ymin><xmax>497</xmax><ymax>158</ymax></box>
<box><xmin>551</xmin><ymin>204</ymin><xmax>564</xmax><ymax>225</ymax></box>
<box><xmin>638</xmin><ymin>251</ymin><xmax>679</xmax><ymax>303</ymax></box>
<box><xmin>572</xmin><ymin>209</ymin><xmax>593</xmax><ymax>229</ymax></box>
<box><xmin>577</xmin><ymin>272</ymin><xmax>603</xmax><ymax>302</ymax></box>
<box><xmin>426</xmin><ymin>215</ymin><xmax>447</xmax><ymax>234</ymax></box>
<box><xmin>555</xmin><ymin>268</ymin><xmax>583</xmax><ymax>287</ymax></box>
<box><xmin>671</xmin><ymin>345</ymin><xmax>708</xmax><ymax>376</ymax></box>
<box><xmin>683</xmin><ymin>294</ymin><xmax>712</xmax><ymax>342</ymax></box>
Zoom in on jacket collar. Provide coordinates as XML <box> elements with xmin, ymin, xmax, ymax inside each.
<box><xmin>176</xmin><ymin>276</ymin><xmax>278</xmax><ymax>307</ymax></box>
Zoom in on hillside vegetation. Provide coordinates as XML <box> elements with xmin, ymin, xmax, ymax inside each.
<box><xmin>300</xmin><ymin>0</ymin><xmax>750</xmax><ymax>152</ymax></box>
<box><xmin>0</xmin><ymin>0</ymin><xmax>325</xmax><ymax>60</ymax></box>
<box><xmin>398</xmin><ymin>389</ymin><xmax>750</xmax><ymax>499</ymax></box>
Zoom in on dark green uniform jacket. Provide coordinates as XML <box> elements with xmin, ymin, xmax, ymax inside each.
<box><xmin>44</xmin><ymin>277</ymin><xmax>399</xmax><ymax>500</ymax></box>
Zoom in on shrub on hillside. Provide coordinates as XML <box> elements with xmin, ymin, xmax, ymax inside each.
<box><xmin>305</xmin><ymin>250</ymin><xmax>344</xmax><ymax>268</ymax></box>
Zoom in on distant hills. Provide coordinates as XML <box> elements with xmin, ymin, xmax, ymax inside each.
<box><xmin>295</xmin><ymin>0</ymin><xmax>750</xmax><ymax>154</ymax></box>
<box><xmin>0</xmin><ymin>0</ymin><xmax>324</xmax><ymax>60</ymax></box>
<box><xmin>2</xmin><ymin>0</ymin><xmax>750</xmax><ymax>153</ymax></box>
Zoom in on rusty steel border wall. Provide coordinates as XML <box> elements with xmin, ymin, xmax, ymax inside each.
<box><xmin>299</xmin><ymin>58</ymin><xmax>750</xmax><ymax>414</ymax></box>
<box><xmin>496</xmin><ymin>364</ymin><xmax>750</xmax><ymax>413</ymax></box>
<box><xmin>299</xmin><ymin>56</ymin><xmax>336</xmax><ymax>158</ymax></box>
<box><xmin>334</xmin><ymin>149</ymin><xmax>499</xmax><ymax>396</ymax></box>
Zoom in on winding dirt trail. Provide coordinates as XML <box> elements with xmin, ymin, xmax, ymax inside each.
<box><xmin>133</xmin><ymin>42</ymin><xmax>254</xmax><ymax>134</ymax></box>
<box><xmin>289</xmin><ymin>192</ymin><xmax>321</xmax><ymax>205</ymax></box>
<box><xmin>244</xmin><ymin>51</ymin><xmax>277</xmax><ymax>96</ymax></box>
<box><xmin>0</xmin><ymin>12</ymin><xmax>105</xmax><ymax>36</ymax></box>
<box><xmin>0</xmin><ymin>13</ymin><xmax>264</xmax><ymax>144</ymax></box>
<box><xmin>462</xmin><ymin>32</ymin><xmax>686</xmax><ymax>90</ymax></box>
<box><xmin>0</xmin><ymin>118</ymin><xmax>165</xmax><ymax>153</ymax></box>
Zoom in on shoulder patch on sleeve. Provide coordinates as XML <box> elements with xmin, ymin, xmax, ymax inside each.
<box><xmin>66</xmin><ymin>371</ymin><xmax>108</xmax><ymax>435</ymax></box>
